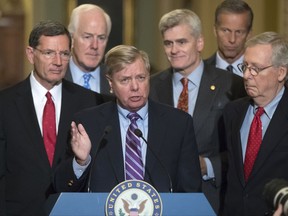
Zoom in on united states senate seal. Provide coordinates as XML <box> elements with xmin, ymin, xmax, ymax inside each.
<box><xmin>105</xmin><ymin>180</ymin><xmax>162</xmax><ymax>216</ymax></box>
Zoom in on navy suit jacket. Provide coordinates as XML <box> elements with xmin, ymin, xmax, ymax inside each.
<box><xmin>222</xmin><ymin>88</ymin><xmax>288</xmax><ymax>216</ymax></box>
<box><xmin>54</xmin><ymin>100</ymin><xmax>202</xmax><ymax>193</ymax></box>
<box><xmin>0</xmin><ymin>77</ymin><xmax>104</xmax><ymax>216</ymax></box>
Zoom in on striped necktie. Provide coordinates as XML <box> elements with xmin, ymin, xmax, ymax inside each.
<box><xmin>125</xmin><ymin>112</ymin><xmax>144</xmax><ymax>180</ymax></box>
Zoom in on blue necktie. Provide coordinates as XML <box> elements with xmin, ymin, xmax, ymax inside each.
<box><xmin>226</xmin><ymin>65</ymin><xmax>234</xmax><ymax>72</ymax></box>
<box><xmin>83</xmin><ymin>74</ymin><xmax>92</xmax><ymax>89</ymax></box>
<box><xmin>125</xmin><ymin>113</ymin><xmax>144</xmax><ymax>180</ymax></box>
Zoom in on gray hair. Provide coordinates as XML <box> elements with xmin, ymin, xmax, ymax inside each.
<box><xmin>104</xmin><ymin>45</ymin><xmax>150</xmax><ymax>77</ymax></box>
<box><xmin>245</xmin><ymin>32</ymin><xmax>288</xmax><ymax>68</ymax></box>
<box><xmin>159</xmin><ymin>9</ymin><xmax>202</xmax><ymax>38</ymax></box>
<box><xmin>68</xmin><ymin>4</ymin><xmax>112</xmax><ymax>35</ymax></box>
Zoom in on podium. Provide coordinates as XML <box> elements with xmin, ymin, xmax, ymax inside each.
<box><xmin>47</xmin><ymin>192</ymin><xmax>216</xmax><ymax>216</ymax></box>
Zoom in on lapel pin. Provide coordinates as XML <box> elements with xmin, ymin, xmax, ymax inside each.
<box><xmin>210</xmin><ymin>85</ymin><xmax>216</xmax><ymax>91</ymax></box>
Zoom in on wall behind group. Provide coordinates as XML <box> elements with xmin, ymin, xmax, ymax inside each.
<box><xmin>0</xmin><ymin>0</ymin><xmax>287</xmax><ymax>89</ymax></box>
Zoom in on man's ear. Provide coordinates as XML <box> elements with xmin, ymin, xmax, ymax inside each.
<box><xmin>26</xmin><ymin>46</ymin><xmax>35</xmax><ymax>64</ymax></box>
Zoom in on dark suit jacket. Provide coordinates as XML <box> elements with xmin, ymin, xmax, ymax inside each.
<box><xmin>54</xmin><ymin>100</ymin><xmax>202</xmax><ymax>193</ymax></box>
<box><xmin>0</xmin><ymin>77</ymin><xmax>105</xmax><ymax>216</ymax></box>
<box><xmin>149</xmin><ymin>63</ymin><xmax>246</xmax><ymax>213</ymax></box>
<box><xmin>65</xmin><ymin>63</ymin><xmax>111</xmax><ymax>95</ymax></box>
<box><xmin>221</xmin><ymin>88</ymin><xmax>288</xmax><ymax>216</ymax></box>
<box><xmin>204</xmin><ymin>53</ymin><xmax>217</xmax><ymax>67</ymax></box>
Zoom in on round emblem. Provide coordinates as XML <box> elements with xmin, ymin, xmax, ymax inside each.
<box><xmin>105</xmin><ymin>180</ymin><xmax>162</xmax><ymax>216</ymax></box>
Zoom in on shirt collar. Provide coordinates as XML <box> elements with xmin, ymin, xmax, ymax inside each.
<box><xmin>172</xmin><ymin>60</ymin><xmax>204</xmax><ymax>87</ymax></box>
<box><xmin>117</xmin><ymin>102</ymin><xmax>149</xmax><ymax>121</ymax></box>
<box><xmin>30</xmin><ymin>71</ymin><xmax>62</xmax><ymax>101</ymax></box>
<box><xmin>252</xmin><ymin>87</ymin><xmax>285</xmax><ymax>119</ymax></box>
<box><xmin>216</xmin><ymin>52</ymin><xmax>244</xmax><ymax>71</ymax></box>
<box><xmin>69</xmin><ymin>57</ymin><xmax>100</xmax><ymax>81</ymax></box>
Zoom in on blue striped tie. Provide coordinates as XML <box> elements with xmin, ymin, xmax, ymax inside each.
<box><xmin>125</xmin><ymin>113</ymin><xmax>144</xmax><ymax>180</ymax></box>
<box><xmin>83</xmin><ymin>74</ymin><xmax>92</xmax><ymax>89</ymax></box>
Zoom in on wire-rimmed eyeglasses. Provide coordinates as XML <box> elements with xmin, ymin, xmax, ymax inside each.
<box><xmin>237</xmin><ymin>63</ymin><xmax>274</xmax><ymax>76</ymax></box>
<box><xmin>34</xmin><ymin>48</ymin><xmax>71</xmax><ymax>61</ymax></box>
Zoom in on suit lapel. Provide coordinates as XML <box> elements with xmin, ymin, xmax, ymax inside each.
<box><xmin>53</xmin><ymin>82</ymin><xmax>75</xmax><ymax>168</ymax></box>
<box><xmin>153</xmin><ymin>69</ymin><xmax>174</xmax><ymax>106</ymax></box>
<box><xmin>144</xmin><ymin>100</ymin><xmax>166</xmax><ymax>181</ymax></box>
<box><xmin>230</xmin><ymin>100</ymin><xmax>250</xmax><ymax>186</ymax></box>
<box><xmin>249</xmin><ymin>89</ymin><xmax>288</xmax><ymax>180</ymax></box>
<box><xmin>193</xmin><ymin>67</ymin><xmax>219</xmax><ymax>134</ymax></box>
<box><xmin>15</xmin><ymin>78</ymin><xmax>50</xmax><ymax>169</ymax></box>
<box><xmin>104</xmin><ymin>103</ymin><xmax>125</xmax><ymax>183</ymax></box>
<box><xmin>99</xmin><ymin>64</ymin><xmax>111</xmax><ymax>94</ymax></box>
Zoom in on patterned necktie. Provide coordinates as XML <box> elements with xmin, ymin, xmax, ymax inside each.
<box><xmin>226</xmin><ymin>65</ymin><xmax>234</xmax><ymax>73</ymax></box>
<box><xmin>83</xmin><ymin>73</ymin><xmax>92</xmax><ymax>89</ymax></box>
<box><xmin>42</xmin><ymin>92</ymin><xmax>56</xmax><ymax>167</ymax></box>
<box><xmin>125</xmin><ymin>112</ymin><xmax>144</xmax><ymax>180</ymax></box>
<box><xmin>244</xmin><ymin>107</ymin><xmax>265</xmax><ymax>182</ymax></box>
<box><xmin>177</xmin><ymin>78</ymin><xmax>189</xmax><ymax>113</ymax></box>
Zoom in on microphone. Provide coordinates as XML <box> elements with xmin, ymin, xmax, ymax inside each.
<box><xmin>134</xmin><ymin>128</ymin><xmax>173</xmax><ymax>193</ymax></box>
<box><xmin>87</xmin><ymin>125</ymin><xmax>112</xmax><ymax>192</ymax></box>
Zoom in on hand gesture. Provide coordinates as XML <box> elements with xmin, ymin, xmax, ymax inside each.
<box><xmin>70</xmin><ymin>121</ymin><xmax>91</xmax><ymax>165</ymax></box>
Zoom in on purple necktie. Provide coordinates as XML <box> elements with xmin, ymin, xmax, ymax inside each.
<box><xmin>125</xmin><ymin>112</ymin><xmax>144</xmax><ymax>180</ymax></box>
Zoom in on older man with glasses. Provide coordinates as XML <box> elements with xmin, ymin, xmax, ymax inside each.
<box><xmin>220</xmin><ymin>31</ymin><xmax>288</xmax><ymax>216</ymax></box>
<box><xmin>0</xmin><ymin>20</ymin><xmax>105</xmax><ymax>216</ymax></box>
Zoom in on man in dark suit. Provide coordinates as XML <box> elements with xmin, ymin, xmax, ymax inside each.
<box><xmin>204</xmin><ymin>0</ymin><xmax>253</xmax><ymax>77</ymax></box>
<box><xmin>64</xmin><ymin>4</ymin><xmax>112</xmax><ymax>94</ymax></box>
<box><xmin>149</xmin><ymin>9</ymin><xmax>246</xmax><ymax>214</ymax></box>
<box><xmin>221</xmin><ymin>32</ymin><xmax>288</xmax><ymax>216</ymax></box>
<box><xmin>0</xmin><ymin>21</ymin><xmax>105</xmax><ymax>216</ymax></box>
<box><xmin>53</xmin><ymin>45</ymin><xmax>202</xmax><ymax>194</ymax></box>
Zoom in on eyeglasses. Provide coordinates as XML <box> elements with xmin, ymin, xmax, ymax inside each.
<box><xmin>237</xmin><ymin>63</ymin><xmax>274</xmax><ymax>76</ymax></box>
<box><xmin>34</xmin><ymin>48</ymin><xmax>71</xmax><ymax>61</ymax></box>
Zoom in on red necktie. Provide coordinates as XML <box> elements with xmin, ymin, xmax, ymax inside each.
<box><xmin>244</xmin><ymin>107</ymin><xmax>265</xmax><ymax>182</ymax></box>
<box><xmin>177</xmin><ymin>78</ymin><xmax>189</xmax><ymax>113</ymax></box>
<box><xmin>42</xmin><ymin>92</ymin><xmax>56</xmax><ymax>166</ymax></box>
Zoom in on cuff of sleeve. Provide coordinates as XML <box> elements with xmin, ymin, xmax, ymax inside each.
<box><xmin>73</xmin><ymin>155</ymin><xmax>91</xmax><ymax>179</ymax></box>
<box><xmin>202</xmin><ymin>157</ymin><xmax>215</xmax><ymax>180</ymax></box>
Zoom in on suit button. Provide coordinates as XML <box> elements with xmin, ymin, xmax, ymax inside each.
<box><xmin>68</xmin><ymin>180</ymin><xmax>74</xmax><ymax>187</ymax></box>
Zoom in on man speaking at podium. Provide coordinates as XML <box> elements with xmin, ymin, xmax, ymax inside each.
<box><xmin>54</xmin><ymin>45</ymin><xmax>202</xmax><ymax>193</ymax></box>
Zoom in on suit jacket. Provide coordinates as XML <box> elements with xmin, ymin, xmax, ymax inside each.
<box><xmin>54</xmin><ymin>100</ymin><xmax>202</xmax><ymax>193</ymax></box>
<box><xmin>204</xmin><ymin>53</ymin><xmax>217</xmax><ymax>67</ymax></box>
<box><xmin>149</xmin><ymin>63</ymin><xmax>246</xmax><ymax>213</ymax></box>
<box><xmin>0</xmin><ymin>76</ymin><xmax>104</xmax><ymax>216</ymax></box>
<box><xmin>221</xmin><ymin>88</ymin><xmax>288</xmax><ymax>216</ymax></box>
<box><xmin>65</xmin><ymin>63</ymin><xmax>111</xmax><ymax>95</ymax></box>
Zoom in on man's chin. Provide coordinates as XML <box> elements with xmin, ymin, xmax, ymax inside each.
<box><xmin>80</xmin><ymin>64</ymin><xmax>98</xmax><ymax>72</ymax></box>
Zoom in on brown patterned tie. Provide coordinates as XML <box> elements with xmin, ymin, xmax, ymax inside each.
<box><xmin>177</xmin><ymin>78</ymin><xmax>189</xmax><ymax>113</ymax></box>
<box><xmin>244</xmin><ymin>107</ymin><xmax>265</xmax><ymax>182</ymax></box>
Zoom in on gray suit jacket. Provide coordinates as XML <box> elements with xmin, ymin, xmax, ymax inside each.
<box><xmin>149</xmin><ymin>63</ymin><xmax>246</xmax><ymax>213</ymax></box>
